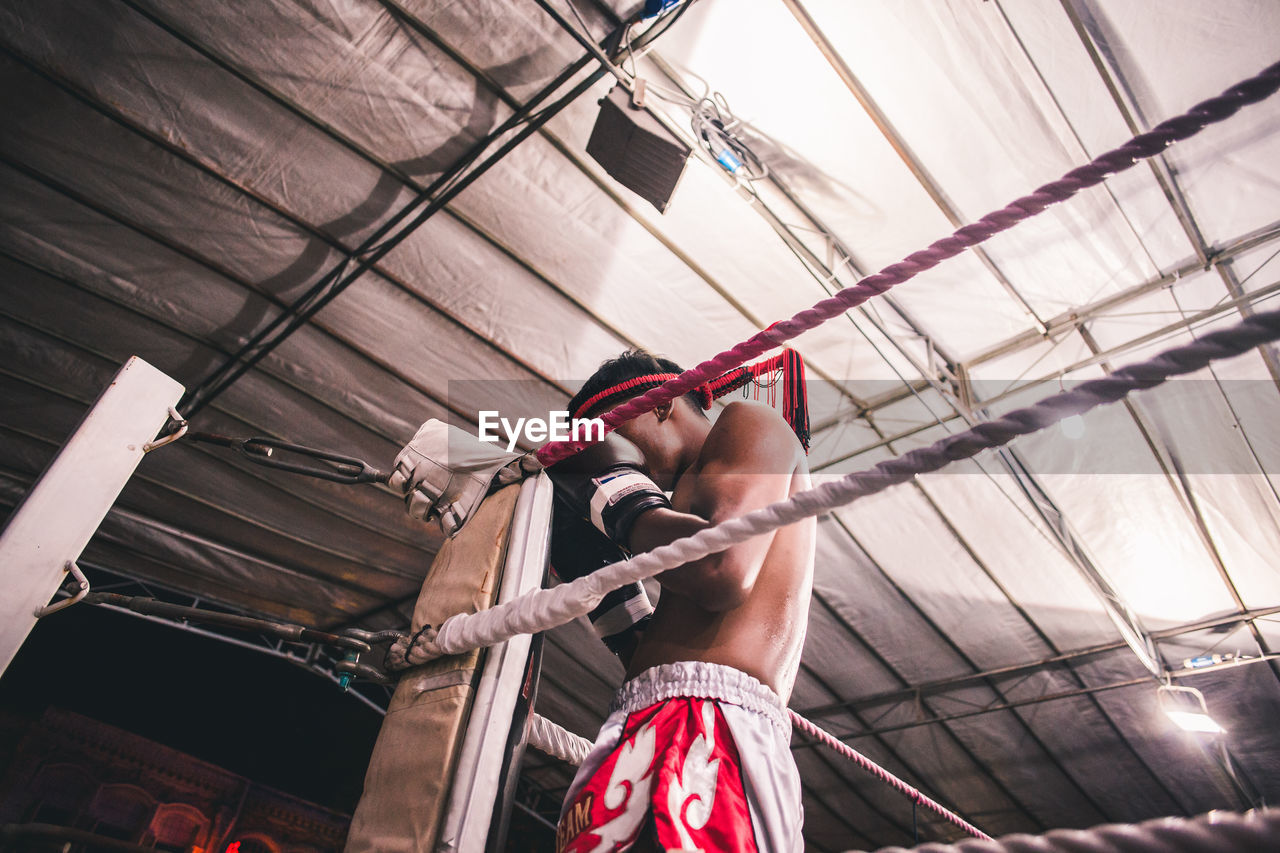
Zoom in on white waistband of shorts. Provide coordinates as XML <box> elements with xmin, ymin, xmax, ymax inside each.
<box><xmin>611</xmin><ymin>662</ymin><xmax>790</xmax><ymax>737</ymax></box>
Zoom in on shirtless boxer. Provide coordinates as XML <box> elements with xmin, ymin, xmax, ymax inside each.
<box><xmin>548</xmin><ymin>350</ymin><xmax>815</xmax><ymax>852</ymax></box>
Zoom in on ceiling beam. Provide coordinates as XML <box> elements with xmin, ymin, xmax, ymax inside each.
<box><xmin>813</xmin><ymin>273</ymin><xmax>1280</xmax><ymax>472</ymax></box>
<box><xmin>1055</xmin><ymin>0</ymin><xmax>1280</xmax><ymax>413</ymax></box>
<box><xmin>967</xmin><ymin>221</ymin><xmax>1280</xmax><ymax>369</ymax></box>
<box><xmin>796</xmin><ymin>605</ymin><xmax>1280</xmax><ymax>719</ymax></box>
<box><xmin>115</xmin><ymin>0</ymin><xmax>619</xmax><ymax>415</ymax></box>
<box><xmin>794</xmin><ymin>651</ymin><xmax>1280</xmax><ymax>744</ymax></box>
<box><xmin>113</xmin><ymin>0</ymin><xmax>643</xmax><ymax>374</ymax></box>
<box><xmin>830</xmin><ymin>220</ymin><xmax>1280</xmax><ymax>430</ymax></box>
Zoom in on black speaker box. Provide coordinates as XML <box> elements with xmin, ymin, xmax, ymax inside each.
<box><xmin>586</xmin><ymin>85</ymin><xmax>690</xmax><ymax>213</ymax></box>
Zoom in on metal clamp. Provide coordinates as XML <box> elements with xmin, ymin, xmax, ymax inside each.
<box><xmin>35</xmin><ymin>561</ymin><xmax>90</xmax><ymax>617</ymax></box>
<box><xmin>335</xmin><ymin>628</ymin><xmax>404</xmax><ymax>687</ymax></box>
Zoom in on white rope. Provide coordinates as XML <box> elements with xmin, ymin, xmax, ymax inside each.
<box><xmin>528</xmin><ymin>713</ymin><xmax>592</xmax><ymax>766</ymax></box>
<box><xmin>393</xmin><ymin>484</ymin><xmax>824</xmax><ymax>664</ymax></box>
<box><xmin>384</xmin><ymin>309</ymin><xmax>1280</xmax><ymax>668</ymax></box>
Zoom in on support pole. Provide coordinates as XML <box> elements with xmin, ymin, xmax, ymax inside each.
<box><xmin>0</xmin><ymin>356</ymin><xmax>184</xmax><ymax>674</ymax></box>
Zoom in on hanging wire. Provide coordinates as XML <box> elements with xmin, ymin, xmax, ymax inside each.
<box><xmin>690</xmin><ymin>92</ymin><xmax>769</xmax><ymax>181</ymax></box>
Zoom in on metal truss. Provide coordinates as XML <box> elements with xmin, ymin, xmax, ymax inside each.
<box><xmin>42</xmin><ymin>563</ymin><xmax>395</xmax><ymax>716</ymax></box>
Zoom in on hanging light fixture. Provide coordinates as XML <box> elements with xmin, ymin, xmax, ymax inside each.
<box><xmin>1157</xmin><ymin>684</ymin><xmax>1226</xmax><ymax>734</ymax></box>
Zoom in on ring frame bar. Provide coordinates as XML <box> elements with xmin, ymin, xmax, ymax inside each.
<box><xmin>0</xmin><ymin>356</ymin><xmax>183</xmax><ymax>674</ymax></box>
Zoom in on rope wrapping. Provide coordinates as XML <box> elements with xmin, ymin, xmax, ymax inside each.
<box><xmin>527</xmin><ymin>713</ymin><xmax>593</xmax><ymax>767</ymax></box>
<box><xmin>534</xmin><ymin>59</ymin><xmax>1280</xmax><ymax>467</ymax></box>
<box><xmin>388</xmin><ymin>309</ymin><xmax>1280</xmax><ymax>667</ymax></box>
<box><xmin>866</xmin><ymin>808</ymin><xmax>1280</xmax><ymax>853</ymax></box>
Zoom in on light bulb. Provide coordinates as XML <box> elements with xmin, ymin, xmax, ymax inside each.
<box><xmin>1165</xmin><ymin>709</ymin><xmax>1226</xmax><ymax>734</ymax></box>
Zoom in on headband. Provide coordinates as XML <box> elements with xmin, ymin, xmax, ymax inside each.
<box><xmin>572</xmin><ymin>373</ymin><xmax>713</xmax><ymax>421</ymax></box>
<box><xmin>571</xmin><ymin>350</ymin><xmax>810</xmax><ymax>452</ymax></box>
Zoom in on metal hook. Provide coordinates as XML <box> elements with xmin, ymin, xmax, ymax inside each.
<box><xmin>143</xmin><ymin>407</ymin><xmax>188</xmax><ymax>452</ymax></box>
<box><xmin>34</xmin><ymin>561</ymin><xmax>91</xmax><ymax>617</ymax></box>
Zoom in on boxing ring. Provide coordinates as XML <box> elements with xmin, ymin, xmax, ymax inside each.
<box><xmin>350</xmin><ymin>59</ymin><xmax>1280</xmax><ymax>851</ymax></box>
<box><xmin>3</xmin><ymin>40</ymin><xmax>1280</xmax><ymax>853</ymax></box>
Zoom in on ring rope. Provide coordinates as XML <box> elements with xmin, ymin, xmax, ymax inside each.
<box><xmin>386</xmin><ymin>308</ymin><xmax>1280</xmax><ymax>668</ymax></box>
<box><xmin>867</xmin><ymin>808</ymin><xmax>1280</xmax><ymax>853</ymax></box>
<box><xmin>526</xmin><ymin>711</ymin><xmax>990</xmax><ymax>840</ymax></box>
<box><xmin>789</xmin><ymin>711</ymin><xmax>991</xmax><ymax>841</ymax></box>
<box><xmin>534</xmin><ymin>59</ymin><xmax>1280</xmax><ymax>467</ymax></box>
<box><xmin>528</xmin><ymin>713</ymin><xmax>593</xmax><ymax>767</ymax></box>
<box><xmin>398</xmin><ymin>62</ymin><xmax>1280</xmax><ymax>847</ymax></box>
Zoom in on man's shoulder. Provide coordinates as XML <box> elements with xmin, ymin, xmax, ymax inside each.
<box><xmin>711</xmin><ymin>400</ymin><xmax>798</xmax><ymax>438</ymax></box>
<box><xmin>699</xmin><ymin>402</ymin><xmax>801</xmax><ymax>472</ymax></box>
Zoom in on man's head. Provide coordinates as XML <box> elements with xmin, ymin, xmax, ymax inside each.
<box><xmin>568</xmin><ymin>350</ymin><xmax>710</xmax><ymax>489</ymax></box>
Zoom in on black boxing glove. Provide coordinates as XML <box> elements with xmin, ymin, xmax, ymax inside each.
<box><xmin>549</xmin><ymin>492</ymin><xmax>653</xmax><ymax>661</ymax></box>
<box><xmin>546</xmin><ymin>432</ymin><xmax>670</xmax><ymax>550</ymax></box>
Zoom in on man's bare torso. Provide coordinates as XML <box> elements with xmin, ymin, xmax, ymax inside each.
<box><xmin>624</xmin><ymin>406</ymin><xmax>816</xmax><ymax>701</ymax></box>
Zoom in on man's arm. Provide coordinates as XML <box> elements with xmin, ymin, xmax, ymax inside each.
<box><xmin>627</xmin><ymin>403</ymin><xmax>801</xmax><ymax>611</ymax></box>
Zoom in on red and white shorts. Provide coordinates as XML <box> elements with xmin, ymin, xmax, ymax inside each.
<box><xmin>555</xmin><ymin>662</ymin><xmax>803</xmax><ymax>852</ymax></box>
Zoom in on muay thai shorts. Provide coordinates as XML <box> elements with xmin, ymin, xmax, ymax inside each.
<box><xmin>555</xmin><ymin>661</ymin><xmax>803</xmax><ymax>852</ymax></box>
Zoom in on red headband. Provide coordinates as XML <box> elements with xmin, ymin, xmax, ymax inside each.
<box><xmin>572</xmin><ymin>373</ymin><xmax>711</xmax><ymax>420</ymax></box>
<box><xmin>571</xmin><ymin>349</ymin><xmax>810</xmax><ymax>452</ymax></box>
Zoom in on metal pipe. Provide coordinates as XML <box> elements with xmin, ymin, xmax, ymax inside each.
<box><xmin>813</xmin><ymin>275</ymin><xmax>1280</xmax><ymax>471</ymax></box>
<box><xmin>796</xmin><ymin>605</ymin><xmax>1280</xmax><ymax>720</ymax></box>
<box><xmin>796</xmin><ymin>652</ymin><xmax>1280</xmax><ymax>745</ymax></box>
<box><xmin>84</xmin><ymin>591</ymin><xmax>372</xmax><ymax>652</ymax></box>
<box><xmin>83</xmin><ymin>589</ymin><xmax>390</xmax><ymax>716</ymax></box>
<box><xmin>966</xmin><ymin>220</ymin><xmax>1280</xmax><ymax>368</ymax></box>
<box><xmin>812</xmin><ymin>223</ymin><xmax>1280</xmax><ymax>433</ymax></box>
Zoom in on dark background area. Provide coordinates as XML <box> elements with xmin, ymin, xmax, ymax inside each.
<box><xmin>0</xmin><ymin>604</ymin><xmax>558</xmax><ymax>851</ymax></box>
<box><xmin>0</xmin><ymin>604</ymin><xmax>382</xmax><ymax>814</ymax></box>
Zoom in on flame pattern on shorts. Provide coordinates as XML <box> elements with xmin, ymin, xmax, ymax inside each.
<box><xmin>556</xmin><ymin>697</ymin><xmax>759</xmax><ymax>853</ymax></box>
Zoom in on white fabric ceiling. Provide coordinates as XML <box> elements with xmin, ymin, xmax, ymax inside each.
<box><xmin>2</xmin><ymin>0</ymin><xmax>1279</xmax><ymax>848</ymax></box>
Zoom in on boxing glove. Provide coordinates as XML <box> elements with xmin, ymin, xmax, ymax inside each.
<box><xmin>546</xmin><ymin>432</ymin><xmax>669</xmax><ymax>549</ymax></box>
<box><xmin>550</xmin><ymin>492</ymin><xmax>653</xmax><ymax>660</ymax></box>
<box><xmin>388</xmin><ymin>418</ymin><xmax>539</xmax><ymax>537</ymax></box>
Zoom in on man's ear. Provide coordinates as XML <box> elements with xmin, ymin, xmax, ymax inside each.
<box><xmin>654</xmin><ymin>400</ymin><xmax>674</xmax><ymax>423</ymax></box>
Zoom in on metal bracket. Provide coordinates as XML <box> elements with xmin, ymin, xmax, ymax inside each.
<box><xmin>34</xmin><ymin>561</ymin><xmax>90</xmax><ymax>618</ymax></box>
<box><xmin>631</xmin><ymin>77</ymin><xmax>647</xmax><ymax>108</ymax></box>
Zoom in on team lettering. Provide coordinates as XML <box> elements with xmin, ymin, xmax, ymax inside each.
<box><xmin>555</xmin><ymin>792</ymin><xmax>594</xmax><ymax>852</ymax></box>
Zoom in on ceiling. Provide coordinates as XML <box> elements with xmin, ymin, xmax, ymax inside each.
<box><xmin>2</xmin><ymin>0</ymin><xmax>1279</xmax><ymax>849</ymax></box>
